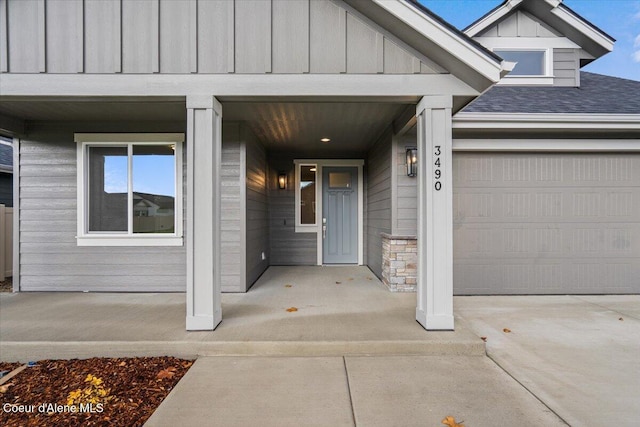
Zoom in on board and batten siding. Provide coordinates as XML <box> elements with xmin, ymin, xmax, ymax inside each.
<box><xmin>366</xmin><ymin>129</ymin><xmax>392</xmax><ymax>278</ymax></box>
<box><xmin>268</xmin><ymin>154</ymin><xmax>317</xmax><ymax>266</ymax></box>
<box><xmin>476</xmin><ymin>10</ymin><xmax>560</xmax><ymax>38</ymax></box>
<box><xmin>1</xmin><ymin>0</ymin><xmax>442</xmax><ymax>75</ymax></box>
<box><xmin>243</xmin><ymin>125</ymin><xmax>269</xmax><ymax>290</ymax></box>
<box><xmin>18</xmin><ymin>125</ymin><xmax>187</xmax><ymax>291</ymax></box>
<box><xmin>453</xmin><ymin>152</ymin><xmax>640</xmax><ymax>295</ymax></box>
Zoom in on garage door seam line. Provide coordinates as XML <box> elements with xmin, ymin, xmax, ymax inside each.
<box><xmin>485</xmin><ymin>354</ymin><xmax>570</xmax><ymax>426</ymax></box>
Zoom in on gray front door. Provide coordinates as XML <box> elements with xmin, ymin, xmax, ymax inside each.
<box><xmin>322</xmin><ymin>167</ymin><xmax>358</xmax><ymax>264</ymax></box>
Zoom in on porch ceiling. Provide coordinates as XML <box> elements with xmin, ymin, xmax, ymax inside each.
<box><xmin>224</xmin><ymin>101</ymin><xmax>410</xmax><ymax>153</ymax></box>
<box><xmin>1</xmin><ymin>98</ymin><xmax>412</xmax><ymax>153</ymax></box>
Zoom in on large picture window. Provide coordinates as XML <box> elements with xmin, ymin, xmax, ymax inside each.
<box><xmin>76</xmin><ymin>133</ymin><xmax>184</xmax><ymax>246</ymax></box>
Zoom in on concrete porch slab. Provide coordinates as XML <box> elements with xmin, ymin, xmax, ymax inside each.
<box><xmin>0</xmin><ymin>267</ymin><xmax>483</xmax><ymax>361</ymax></box>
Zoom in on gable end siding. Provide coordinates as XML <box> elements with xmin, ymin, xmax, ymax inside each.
<box><xmin>2</xmin><ymin>0</ymin><xmax>443</xmax><ymax>75</ymax></box>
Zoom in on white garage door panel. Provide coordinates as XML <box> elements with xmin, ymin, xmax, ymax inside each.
<box><xmin>453</xmin><ymin>153</ymin><xmax>640</xmax><ymax>295</ymax></box>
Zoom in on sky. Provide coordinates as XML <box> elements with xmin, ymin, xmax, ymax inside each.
<box><xmin>105</xmin><ymin>154</ymin><xmax>175</xmax><ymax>198</ymax></box>
<box><xmin>419</xmin><ymin>0</ymin><xmax>640</xmax><ymax>81</ymax></box>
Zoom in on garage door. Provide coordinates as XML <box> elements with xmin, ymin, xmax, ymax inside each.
<box><xmin>453</xmin><ymin>153</ymin><xmax>640</xmax><ymax>295</ymax></box>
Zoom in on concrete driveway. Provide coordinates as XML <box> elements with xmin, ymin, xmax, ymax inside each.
<box><xmin>455</xmin><ymin>295</ymin><xmax>640</xmax><ymax>427</ymax></box>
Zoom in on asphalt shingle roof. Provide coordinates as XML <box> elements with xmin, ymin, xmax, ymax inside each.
<box><xmin>463</xmin><ymin>72</ymin><xmax>640</xmax><ymax>114</ymax></box>
<box><xmin>0</xmin><ymin>142</ymin><xmax>13</xmax><ymax>169</ymax></box>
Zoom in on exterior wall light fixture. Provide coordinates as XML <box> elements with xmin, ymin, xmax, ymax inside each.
<box><xmin>278</xmin><ymin>173</ymin><xmax>287</xmax><ymax>190</ymax></box>
<box><xmin>406</xmin><ymin>147</ymin><xmax>417</xmax><ymax>177</ymax></box>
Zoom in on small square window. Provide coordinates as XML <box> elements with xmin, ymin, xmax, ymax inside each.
<box><xmin>495</xmin><ymin>49</ymin><xmax>546</xmax><ymax>76</ymax></box>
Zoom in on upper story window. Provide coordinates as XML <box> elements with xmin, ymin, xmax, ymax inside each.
<box><xmin>493</xmin><ymin>48</ymin><xmax>553</xmax><ymax>85</ymax></box>
<box><xmin>75</xmin><ymin>133</ymin><xmax>184</xmax><ymax>246</ymax></box>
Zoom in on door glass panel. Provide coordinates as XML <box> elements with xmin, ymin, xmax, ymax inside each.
<box><xmin>329</xmin><ymin>172</ymin><xmax>351</xmax><ymax>188</ymax></box>
<box><xmin>300</xmin><ymin>165</ymin><xmax>316</xmax><ymax>225</ymax></box>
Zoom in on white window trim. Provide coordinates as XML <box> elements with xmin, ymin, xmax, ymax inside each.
<box><xmin>493</xmin><ymin>47</ymin><xmax>553</xmax><ymax>85</ymax></box>
<box><xmin>293</xmin><ymin>162</ymin><xmax>318</xmax><ymax>233</ymax></box>
<box><xmin>75</xmin><ymin>133</ymin><xmax>184</xmax><ymax>247</ymax></box>
<box><xmin>294</xmin><ymin>159</ymin><xmax>364</xmax><ymax>266</ymax></box>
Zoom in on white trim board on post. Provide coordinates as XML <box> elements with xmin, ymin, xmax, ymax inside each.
<box><xmin>416</xmin><ymin>95</ymin><xmax>454</xmax><ymax>331</ymax></box>
<box><xmin>186</xmin><ymin>95</ymin><xmax>223</xmax><ymax>331</ymax></box>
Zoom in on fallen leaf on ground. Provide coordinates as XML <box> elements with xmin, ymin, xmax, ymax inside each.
<box><xmin>619</xmin><ymin>317</ymin><xmax>624</xmax><ymax>321</ymax></box>
<box><xmin>442</xmin><ymin>415</ymin><xmax>465</xmax><ymax>427</ymax></box>
<box><xmin>286</xmin><ymin>307</ymin><xmax>298</xmax><ymax>312</ymax></box>
<box><xmin>156</xmin><ymin>367</ymin><xmax>176</xmax><ymax>380</ymax></box>
<box><xmin>503</xmin><ymin>328</ymin><xmax>511</xmax><ymax>333</ymax></box>
<box><xmin>367</xmin><ymin>277</ymin><xmax>373</xmax><ymax>281</ymax></box>
<box><xmin>0</xmin><ymin>382</ymin><xmax>14</xmax><ymax>393</ymax></box>
<box><xmin>284</xmin><ymin>284</ymin><xmax>292</xmax><ymax>288</ymax></box>
<box><xmin>480</xmin><ymin>336</ymin><xmax>487</xmax><ymax>342</ymax></box>
<box><xmin>118</xmin><ymin>361</ymin><xmax>127</xmax><ymax>367</ymax></box>
<box><xmin>336</xmin><ymin>281</ymin><xmax>342</xmax><ymax>284</ymax></box>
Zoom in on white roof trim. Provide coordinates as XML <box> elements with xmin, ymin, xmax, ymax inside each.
<box><xmin>372</xmin><ymin>0</ymin><xmax>504</xmax><ymax>83</ymax></box>
<box><xmin>453</xmin><ymin>138</ymin><xmax>640</xmax><ymax>152</ymax></box>
<box><xmin>464</xmin><ymin>0</ymin><xmax>614</xmax><ymax>53</ymax></box>
<box><xmin>454</xmin><ymin>113</ymin><xmax>640</xmax><ymax>131</ymax></box>
<box><xmin>549</xmin><ymin>5</ymin><xmax>614</xmax><ymax>52</ymax></box>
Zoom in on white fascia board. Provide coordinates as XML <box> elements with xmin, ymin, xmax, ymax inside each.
<box><xmin>0</xmin><ymin>74</ymin><xmax>479</xmax><ymax>98</ymax></box>
<box><xmin>372</xmin><ymin>0</ymin><xmax>503</xmax><ymax>83</ymax></box>
<box><xmin>464</xmin><ymin>0</ymin><xmax>524</xmax><ymax>37</ymax></box>
<box><xmin>453</xmin><ymin>113</ymin><xmax>640</xmax><ymax>130</ymax></box>
<box><xmin>475</xmin><ymin>37</ymin><xmax>580</xmax><ymax>49</ymax></box>
<box><xmin>453</xmin><ymin>138</ymin><xmax>640</xmax><ymax>152</ymax></box>
<box><xmin>550</xmin><ymin>5</ymin><xmax>614</xmax><ymax>52</ymax></box>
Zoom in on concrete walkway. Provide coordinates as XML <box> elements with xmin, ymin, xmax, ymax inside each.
<box><xmin>0</xmin><ymin>266</ymin><xmax>482</xmax><ymax>360</ymax></box>
<box><xmin>456</xmin><ymin>295</ymin><xmax>640</xmax><ymax>427</ymax></box>
<box><xmin>144</xmin><ymin>356</ymin><xmax>564</xmax><ymax>427</ymax></box>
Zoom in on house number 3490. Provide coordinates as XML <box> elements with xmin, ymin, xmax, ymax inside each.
<box><xmin>434</xmin><ymin>145</ymin><xmax>442</xmax><ymax>191</ymax></box>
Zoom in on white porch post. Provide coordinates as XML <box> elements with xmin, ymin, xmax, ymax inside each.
<box><xmin>186</xmin><ymin>95</ymin><xmax>223</xmax><ymax>331</ymax></box>
<box><xmin>415</xmin><ymin>95</ymin><xmax>454</xmax><ymax>330</ymax></box>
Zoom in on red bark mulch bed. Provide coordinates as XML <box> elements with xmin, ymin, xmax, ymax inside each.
<box><xmin>0</xmin><ymin>357</ymin><xmax>193</xmax><ymax>427</ymax></box>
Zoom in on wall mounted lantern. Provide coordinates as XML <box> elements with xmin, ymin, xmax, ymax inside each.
<box><xmin>278</xmin><ymin>173</ymin><xmax>287</xmax><ymax>190</ymax></box>
<box><xmin>406</xmin><ymin>148</ymin><xmax>417</xmax><ymax>177</ymax></box>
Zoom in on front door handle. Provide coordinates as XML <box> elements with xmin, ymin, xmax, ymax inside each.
<box><xmin>322</xmin><ymin>217</ymin><xmax>327</xmax><ymax>239</ymax></box>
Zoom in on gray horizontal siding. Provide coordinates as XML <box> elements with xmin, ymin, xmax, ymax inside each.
<box><xmin>553</xmin><ymin>48</ymin><xmax>579</xmax><ymax>87</ymax></box>
<box><xmin>220</xmin><ymin>123</ymin><xmax>243</xmax><ymax>292</ymax></box>
<box><xmin>3</xmin><ymin>0</ymin><xmax>441</xmax><ymax>75</ymax></box>
<box><xmin>268</xmin><ymin>154</ymin><xmax>316</xmax><ymax>265</ymax></box>
<box><xmin>392</xmin><ymin>135</ymin><xmax>417</xmax><ymax>235</ymax></box>
<box><xmin>366</xmin><ymin>129</ymin><xmax>392</xmax><ymax>278</ymax></box>
<box><xmin>18</xmin><ymin>125</ymin><xmax>187</xmax><ymax>292</ymax></box>
<box><xmin>243</xmin><ymin>125</ymin><xmax>269</xmax><ymax>289</ymax></box>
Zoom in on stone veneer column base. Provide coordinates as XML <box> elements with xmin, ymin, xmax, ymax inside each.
<box><xmin>381</xmin><ymin>233</ymin><xmax>417</xmax><ymax>292</ymax></box>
